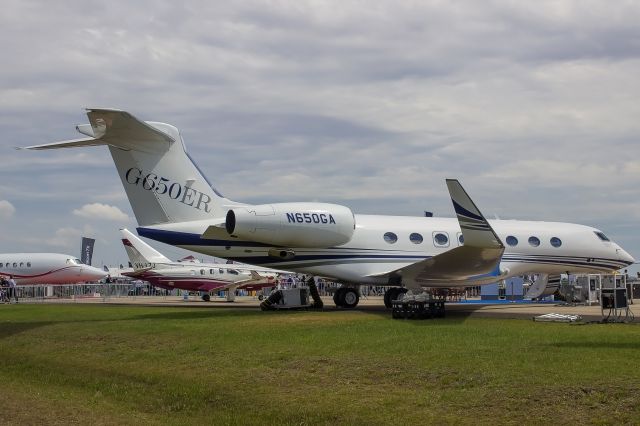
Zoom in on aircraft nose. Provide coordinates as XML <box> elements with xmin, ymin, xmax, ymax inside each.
<box><xmin>91</xmin><ymin>267</ymin><xmax>108</xmax><ymax>280</ymax></box>
<box><xmin>617</xmin><ymin>247</ymin><xmax>635</xmax><ymax>266</ymax></box>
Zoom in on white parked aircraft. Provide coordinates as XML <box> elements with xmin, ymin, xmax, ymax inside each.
<box><xmin>23</xmin><ymin>109</ymin><xmax>635</xmax><ymax>308</ymax></box>
<box><xmin>120</xmin><ymin>228</ymin><xmax>280</xmax><ymax>301</ymax></box>
<box><xmin>0</xmin><ymin>253</ymin><xmax>107</xmax><ymax>284</ymax></box>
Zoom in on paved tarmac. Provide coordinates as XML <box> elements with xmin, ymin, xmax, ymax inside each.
<box><xmin>27</xmin><ymin>295</ymin><xmax>640</xmax><ymax>322</ymax></box>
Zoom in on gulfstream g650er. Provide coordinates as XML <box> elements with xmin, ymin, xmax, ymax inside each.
<box><xmin>24</xmin><ymin>109</ymin><xmax>635</xmax><ymax>308</ymax></box>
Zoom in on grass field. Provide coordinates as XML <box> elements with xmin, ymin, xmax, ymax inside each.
<box><xmin>0</xmin><ymin>304</ymin><xmax>639</xmax><ymax>425</ymax></box>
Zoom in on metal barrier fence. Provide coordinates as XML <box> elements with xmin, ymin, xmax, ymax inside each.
<box><xmin>5</xmin><ymin>283</ymin><xmax>402</xmax><ymax>303</ymax></box>
<box><xmin>8</xmin><ymin>283</ymin><xmax>178</xmax><ymax>303</ymax></box>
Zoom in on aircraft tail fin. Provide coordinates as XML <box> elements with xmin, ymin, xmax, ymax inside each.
<box><xmin>120</xmin><ymin>228</ymin><xmax>171</xmax><ymax>268</ymax></box>
<box><xmin>24</xmin><ymin>109</ymin><xmax>237</xmax><ymax>226</ymax></box>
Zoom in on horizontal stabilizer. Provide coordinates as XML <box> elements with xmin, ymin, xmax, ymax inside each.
<box><xmin>121</xmin><ymin>266</ymin><xmax>153</xmax><ymax>277</ymax></box>
<box><xmin>19</xmin><ymin>137</ymin><xmax>103</xmax><ymax>150</ymax></box>
<box><xmin>22</xmin><ymin>109</ymin><xmax>175</xmax><ymax>153</ymax></box>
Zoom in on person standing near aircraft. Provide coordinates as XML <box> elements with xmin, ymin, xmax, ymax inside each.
<box><xmin>0</xmin><ymin>276</ymin><xmax>8</xmax><ymax>303</ymax></box>
<box><xmin>7</xmin><ymin>275</ymin><xmax>17</xmax><ymax>303</ymax></box>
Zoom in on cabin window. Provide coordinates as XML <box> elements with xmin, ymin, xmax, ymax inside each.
<box><xmin>383</xmin><ymin>232</ymin><xmax>398</xmax><ymax>244</ymax></box>
<box><xmin>528</xmin><ymin>236</ymin><xmax>540</xmax><ymax>247</ymax></box>
<box><xmin>409</xmin><ymin>233</ymin><xmax>423</xmax><ymax>244</ymax></box>
<box><xmin>433</xmin><ymin>232</ymin><xmax>449</xmax><ymax>247</ymax></box>
<box><xmin>13</xmin><ymin>263</ymin><xmax>17</xmax><ymax>267</ymax></box>
<box><xmin>594</xmin><ymin>231</ymin><xmax>610</xmax><ymax>242</ymax></box>
<box><xmin>0</xmin><ymin>263</ymin><xmax>3</xmax><ymax>268</ymax></box>
<box><xmin>19</xmin><ymin>262</ymin><xmax>24</xmax><ymax>267</ymax></box>
<box><xmin>200</xmin><ymin>269</ymin><xmax>205</xmax><ymax>275</ymax></box>
<box><xmin>27</xmin><ymin>262</ymin><xmax>31</xmax><ymax>267</ymax></box>
<box><xmin>458</xmin><ymin>234</ymin><xmax>464</xmax><ymax>245</ymax></box>
<box><xmin>550</xmin><ymin>237</ymin><xmax>562</xmax><ymax>248</ymax></box>
<box><xmin>210</xmin><ymin>269</ymin><xmax>214</xmax><ymax>274</ymax></box>
<box><xmin>219</xmin><ymin>268</ymin><xmax>225</xmax><ymax>274</ymax></box>
<box><xmin>506</xmin><ymin>236</ymin><xmax>518</xmax><ymax>246</ymax></box>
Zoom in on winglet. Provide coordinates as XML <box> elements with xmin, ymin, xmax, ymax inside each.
<box><xmin>446</xmin><ymin>179</ymin><xmax>503</xmax><ymax>249</ymax></box>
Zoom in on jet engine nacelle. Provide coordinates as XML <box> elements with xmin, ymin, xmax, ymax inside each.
<box><xmin>225</xmin><ymin>202</ymin><xmax>355</xmax><ymax>248</ymax></box>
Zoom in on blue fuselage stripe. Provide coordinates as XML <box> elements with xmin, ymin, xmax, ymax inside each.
<box><xmin>138</xmin><ymin>227</ymin><xmax>627</xmax><ymax>270</ymax></box>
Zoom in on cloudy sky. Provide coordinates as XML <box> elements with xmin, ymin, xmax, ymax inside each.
<box><xmin>1</xmin><ymin>0</ymin><xmax>639</xmax><ymax>273</ymax></box>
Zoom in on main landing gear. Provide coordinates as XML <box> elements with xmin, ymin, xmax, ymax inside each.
<box><xmin>333</xmin><ymin>287</ymin><xmax>360</xmax><ymax>309</ymax></box>
<box><xmin>384</xmin><ymin>287</ymin><xmax>408</xmax><ymax>308</ymax></box>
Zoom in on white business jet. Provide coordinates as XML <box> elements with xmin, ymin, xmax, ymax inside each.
<box><xmin>120</xmin><ymin>228</ymin><xmax>281</xmax><ymax>301</ymax></box>
<box><xmin>0</xmin><ymin>253</ymin><xmax>107</xmax><ymax>284</ymax></box>
<box><xmin>23</xmin><ymin>109</ymin><xmax>635</xmax><ymax>308</ymax></box>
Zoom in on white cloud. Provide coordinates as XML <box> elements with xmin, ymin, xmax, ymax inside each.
<box><xmin>0</xmin><ymin>200</ymin><xmax>16</xmax><ymax>219</ymax></box>
<box><xmin>73</xmin><ymin>203</ymin><xmax>129</xmax><ymax>222</ymax></box>
<box><xmin>44</xmin><ymin>227</ymin><xmax>83</xmax><ymax>248</ymax></box>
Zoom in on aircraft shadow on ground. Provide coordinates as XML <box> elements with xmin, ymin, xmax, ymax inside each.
<box><xmin>0</xmin><ymin>321</ymin><xmax>56</xmax><ymax>340</ymax></box>
<box><xmin>130</xmin><ymin>309</ymin><xmax>260</xmax><ymax>321</ymax></box>
<box><xmin>0</xmin><ymin>303</ymin><xmax>477</xmax><ymax>339</ymax></box>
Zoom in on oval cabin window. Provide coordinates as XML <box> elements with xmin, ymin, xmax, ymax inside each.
<box><xmin>409</xmin><ymin>233</ymin><xmax>423</xmax><ymax>244</ymax></box>
<box><xmin>384</xmin><ymin>232</ymin><xmax>398</xmax><ymax>244</ymax></box>
<box><xmin>506</xmin><ymin>236</ymin><xmax>518</xmax><ymax>246</ymax></box>
<box><xmin>433</xmin><ymin>233</ymin><xmax>449</xmax><ymax>246</ymax></box>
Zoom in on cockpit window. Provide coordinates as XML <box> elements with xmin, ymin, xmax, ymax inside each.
<box><xmin>75</xmin><ymin>259</ymin><xmax>83</xmax><ymax>264</ymax></box>
<box><xmin>594</xmin><ymin>231</ymin><xmax>610</xmax><ymax>242</ymax></box>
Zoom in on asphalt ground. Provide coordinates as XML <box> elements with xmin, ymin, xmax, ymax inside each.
<box><xmin>22</xmin><ymin>295</ymin><xmax>640</xmax><ymax>323</ymax></box>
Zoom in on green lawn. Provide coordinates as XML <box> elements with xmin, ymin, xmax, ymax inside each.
<box><xmin>0</xmin><ymin>304</ymin><xmax>639</xmax><ymax>425</ymax></box>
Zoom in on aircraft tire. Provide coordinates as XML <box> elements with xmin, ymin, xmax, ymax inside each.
<box><xmin>384</xmin><ymin>288</ymin><xmax>399</xmax><ymax>308</ymax></box>
<box><xmin>384</xmin><ymin>289</ymin><xmax>392</xmax><ymax>308</ymax></box>
<box><xmin>333</xmin><ymin>287</ymin><xmax>346</xmax><ymax>307</ymax></box>
<box><xmin>341</xmin><ymin>288</ymin><xmax>359</xmax><ymax>309</ymax></box>
<box><xmin>384</xmin><ymin>287</ymin><xmax>407</xmax><ymax>308</ymax></box>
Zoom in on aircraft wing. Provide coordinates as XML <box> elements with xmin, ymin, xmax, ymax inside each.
<box><xmin>370</xmin><ymin>179</ymin><xmax>505</xmax><ymax>286</ymax></box>
<box><xmin>121</xmin><ymin>266</ymin><xmax>154</xmax><ymax>278</ymax></box>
